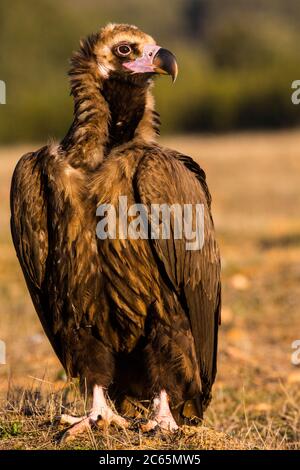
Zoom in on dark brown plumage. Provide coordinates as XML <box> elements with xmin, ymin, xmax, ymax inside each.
<box><xmin>10</xmin><ymin>23</ymin><xmax>221</xmax><ymax>436</ymax></box>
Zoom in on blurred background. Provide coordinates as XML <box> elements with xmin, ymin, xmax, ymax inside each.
<box><xmin>1</xmin><ymin>0</ymin><xmax>300</xmax><ymax>141</ymax></box>
<box><xmin>0</xmin><ymin>0</ymin><xmax>300</xmax><ymax>449</ymax></box>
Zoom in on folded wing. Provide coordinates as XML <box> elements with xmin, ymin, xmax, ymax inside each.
<box><xmin>135</xmin><ymin>148</ymin><xmax>221</xmax><ymax>410</ymax></box>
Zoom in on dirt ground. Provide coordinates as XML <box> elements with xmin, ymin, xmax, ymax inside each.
<box><xmin>0</xmin><ymin>131</ymin><xmax>300</xmax><ymax>449</ymax></box>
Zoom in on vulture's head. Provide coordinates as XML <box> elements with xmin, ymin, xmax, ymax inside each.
<box><xmin>72</xmin><ymin>23</ymin><xmax>178</xmax><ymax>86</ymax></box>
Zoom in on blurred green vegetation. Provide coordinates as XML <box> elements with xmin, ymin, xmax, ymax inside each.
<box><xmin>0</xmin><ymin>0</ymin><xmax>300</xmax><ymax>142</ymax></box>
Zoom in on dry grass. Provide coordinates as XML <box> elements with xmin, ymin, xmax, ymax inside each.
<box><xmin>1</xmin><ymin>131</ymin><xmax>300</xmax><ymax>449</ymax></box>
<box><xmin>0</xmin><ymin>387</ymin><xmax>245</xmax><ymax>450</ymax></box>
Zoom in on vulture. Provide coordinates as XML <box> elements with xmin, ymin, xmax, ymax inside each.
<box><xmin>10</xmin><ymin>23</ymin><xmax>221</xmax><ymax>439</ymax></box>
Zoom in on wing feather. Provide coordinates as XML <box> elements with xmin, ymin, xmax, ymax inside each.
<box><xmin>135</xmin><ymin>147</ymin><xmax>221</xmax><ymax>408</ymax></box>
<box><xmin>10</xmin><ymin>147</ymin><xmax>63</xmax><ymax>362</ymax></box>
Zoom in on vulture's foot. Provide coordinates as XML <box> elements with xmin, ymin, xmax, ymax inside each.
<box><xmin>141</xmin><ymin>390</ymin><xmax>179</xmax><ymax>433</ymax></box>
<box><xmin>59</xmin><ymin>385</ymin><xmax>128</xmax><ymax>443</ymax></box>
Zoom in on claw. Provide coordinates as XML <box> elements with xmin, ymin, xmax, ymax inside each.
<box><xmin>140</xmin><ymin>390</ymin><xmax>179</xmax><ymax>433</ymax></box>
<box><xmin>58</xmin><ymin>385</ymin><xmax>128</xmax><ymax>443</ymax></box>
<box><xmin>60</xmin><ymin>416</ymin><xmax>92</xmax><ymax>443</ymax></box>
<box><xmin>96</xmin><ymin>412</ymin><xmax>129</xmax><ymax>429</ymax></box>
<box><xmin>140</xmin><ymin>419</ymin><xmax>159</xmax><ymax>433</ymax></box>
<box><xmin>59</xmin><ymin>414</ymin><xmax>85</xmax><ymax>426</ymax></box>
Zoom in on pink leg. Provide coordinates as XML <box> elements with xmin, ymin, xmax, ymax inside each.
<box><xmin>60</xmin><ymin>385</ymin><xmax>128</xmax><ymax>442</ymax></box>
<box><xmin>141</xmin><ymin>390</ymin><xmax>179</xmax><ymax>432</ymax></box>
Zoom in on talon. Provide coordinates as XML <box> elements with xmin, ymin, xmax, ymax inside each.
<box><xmin>59</xmin><ymin>414</ymin><xmax>85</xmax><ymax>426</ymax></box>
<box><xmin>58</xmin><ymin>385</ymin><xmax>128</xmax><ymax>443</ymax></box>
<box><xmin>157</xmin><ymin>417</ymin><xmax>179</xmax><ymax>432</ymax></box>
<box><xmin>96</xmin><ymin>412</ymin><xmax>129</xmax><ymax>429</ymax></box>
<box><xmin>60</xmin><ymin>417</ymin><xmax>92</xmax><ymax>443</ymax></box>
<box><xmin>140</xmin><ymin>419</ymin><xmax>158</xmax><ymax>433</ymax></box>
<box><xmin>141</xmin><ymin>390</ymin><xmax>179</xmax><ymax>433</ymax></box>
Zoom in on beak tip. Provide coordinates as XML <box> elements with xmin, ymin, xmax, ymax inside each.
<box><xmin>153</xmin><ymin>48</ymin><xmax>178</xmax><ymax>83</ymax></box>
<box><xmin>172</xmin><ymin>67</ymin><xmax>178</xmax><ymax>83</ymax></box>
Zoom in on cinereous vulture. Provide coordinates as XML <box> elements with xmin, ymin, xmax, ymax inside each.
<box><xmin>10</xmin><ymin>23</ymin><xmax>221</xmax><ymax>439</ymax></box>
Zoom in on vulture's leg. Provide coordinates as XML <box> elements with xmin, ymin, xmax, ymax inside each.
<box><xmin>141</xmin><ymin>390</ymin><xmax>179</xmax><ymax>432</ymax></box>
<box><xmin>60</xmin><ymin>385</ymin><xmax>128</xmax><ymax>442</ymax></box>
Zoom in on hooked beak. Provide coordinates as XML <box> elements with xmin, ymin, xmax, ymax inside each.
<box><xmin>152</xmin><ymin>48</ymin><xmax>178</xmax><ymax>82</ymax></box>
<box><xmin>123</xmin><ymin>44</ymin><xmax>178</xmax><ymax>82</ymax></box>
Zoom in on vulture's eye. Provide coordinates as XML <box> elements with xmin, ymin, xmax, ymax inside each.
<box><xmin>115</xmin><ymin>44</ymin><xmax>132</xmax><ymax>57</ymax></box>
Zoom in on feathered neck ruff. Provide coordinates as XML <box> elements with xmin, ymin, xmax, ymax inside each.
<box><xmin>61</xmin><ymin>34</ymin><xmax>160</xmax><ymax>170</ymax></box>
